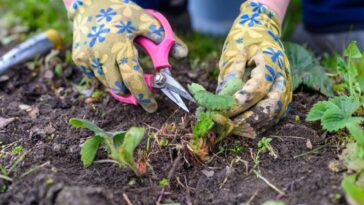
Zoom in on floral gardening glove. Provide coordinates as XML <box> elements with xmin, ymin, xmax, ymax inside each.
<box><xmin>216</xmin><ymin>1</ymin><xmax>292</xmax><ymax>136</ymax></box>
<box><xmin>69</xmin><ymin>0</ymin><xmax>188</xmax><ymax>113</ymax></box>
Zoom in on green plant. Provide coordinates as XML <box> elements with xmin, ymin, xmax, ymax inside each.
<box><xmin>11</xmin><ymin>146</ymin><xmax>23</xmax><ymax>155</ymax></box>
<box><xmin>306</xmin><ymin>42</ymin><xmax>364</xmax><ymax>205</ymax></box>
<box><xmin>187</xmin><ymin>79</ymin><xmax>254</xmax><ymax>160</ymax></box>
<box><xmin>335</xmin><ymin>41</ymin><xmax>364</xmax><ymax>101</ymax></box>
<box><xmin>307</xmin><ymin>96</ymin><xmax>364</xmax><ymax>140</ymax></box>
<box><xmin>342</xmin><ymin>172</ymin><xmax>364</xmax><ymax>205</ymax></box>
<box><xmin>285</xmin><ymin>42</ymin><xmax>334</xmax><ymax>97</ymax></box>
<box><xmin>69</xmin><ymin>118</ymin><xmax>146</xmax><ymax>176</ymax></box>
<box><xmin>257</xmin><ymin>137</ymin><xmax>278</xmax><ymax>159</ymax></box>
<box><xmin>159</xmin><ymin>178</ymin><xmax>169</xmax><ymax>186</ymax></box>
<box><xmin>0</xmin><ymin>150</ymin><xmax>27</xmax><ymax>192</ymax></box>
<box><xmin>260</xmin><ymin>200</ymin><xmax>285</xmax><ymax>205</ymax></box>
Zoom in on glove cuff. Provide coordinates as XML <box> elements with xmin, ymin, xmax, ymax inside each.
<box><xmin>239</xmin><ymin>1</ymin><xmax>282</xmax><ymax>37</ymax></box>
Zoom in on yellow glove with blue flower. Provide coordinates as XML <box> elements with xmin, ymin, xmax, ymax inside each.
<box><xmin>69</xmin><ymin>0</ymin><xmax>188</xmax><ymax>113</ymax></box>
<box><xmin>217</xmin><ymin>1</ymin><xmax>292</xmax><ymax>136</ymax></box>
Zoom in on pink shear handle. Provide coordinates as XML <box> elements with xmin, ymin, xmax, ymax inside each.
<box><xmin>135</xmin><ymin>9</ymin><xmax>176</xmax><ymax>70</ymax></box>
<box><xmin>109</xmin><ymin>9</ymin><xmax>176</xmax><ymax>105</ymax></box>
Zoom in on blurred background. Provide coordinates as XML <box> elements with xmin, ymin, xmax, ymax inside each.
<box><xmin>0</xmin><ymin>0</ymin><xmax>302</xmax><ymax>56</ymax></box>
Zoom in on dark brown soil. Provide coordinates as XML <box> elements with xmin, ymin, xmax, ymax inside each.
<box><xmin>0</xmin><ymin>47</ymin><xmax>346</xmax><ymax>205</ymax></box>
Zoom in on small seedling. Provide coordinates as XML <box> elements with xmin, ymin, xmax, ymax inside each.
<box><xmin>0</xmin><ymin>150</ymin><xmax>28</xmax><ymax>192</ymax></box>
<box><xmin>11</xmin><ymin>145</ymin><xmax>23</xmax><ymax>155</ymax></box>
<box><xmin>229</xmin><ymin>141</ymin><xmax>244</xmax><ymax>155</ymax></box>
<box><xmin>257</xmin><ymin>137</ymin><xmax>278</xmax><ymax>159</ymax></box>
<box><xmin>69</xmin><ymin>118</ymin><xmax>146</xmax><ymax>176</ymax></box>
<box><xmin>159</xmin><ymin>178</ymin><xmax>169</xmax><ymax>186</ymax></box>
<box><xmin>54</xmin><ymin>64</ymin><xmax>63</xmax><ymax>77</ymax></box>
<box><xmin>91</xmin><ymin>90</ymin><xmax>104</xmax><ymax>99</ymax></box>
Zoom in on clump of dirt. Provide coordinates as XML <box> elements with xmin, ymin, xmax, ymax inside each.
<box><xmin>0</xmin><ymin>47</ymin><xmax>346</xmax><ymax>205</ymax></box>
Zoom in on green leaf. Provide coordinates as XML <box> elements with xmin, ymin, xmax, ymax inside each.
<box><xmin>336</xmin><ymin>56</ymin><xmax>348</xmax><ymax>77</ymax></box>
<box><xmin>345</xmin><ymin>41</ymin><xmax>363</xmax><ymax>59</ymax></box>
<box><xmin>261</xmin><ymin>201</ymin><xmax>285</xmax><ymax>205</ymax></box>
<box><xmin>193</xmin><ymin>112</ymin><xmax>214</xmax><ymax>138</ymax></box>
<box><xmin>330</xmin><ymin>96</ymin><xmax>360</xmax><ymax>116</ymax></box>
<box><xmin>159</xmin><ymin>178</ymin><xmax>169</xmax><ymax>186</ymax></box>
<box><xmin>285</xmin><ymin>42</ymin><xmax>333</xmax><ymax>96</ymax></box>
<box><xmin>342</xmin><ymin>174</ymin><xmax>364</xmax><ymax>205</ymax></box>
<box><xmin>306</xmin><ymin>101</ymin><xmax>336</xmax><ymax>121</ymax></box>
<box><xmin>119</xmin><ymin>127</ymin><xmax>145</xmax><ymax>171</ymax></box>
<box><xmin>69</xmin><ymin>118</ymin><xmax>106</xmax><ymax>136</ymax></box>
<box><xmin>188</xmin><ymin>83</ymin><xmax>206</xmax><ymax>93</ymax></box>
<box><xmin>322</xmin><ymin>107</ymin><xmax>363</xmax><ymax>132</ymax></box>
<box><xmin>188</xmin><ymin>83</ymin><xmax>236</xmax><ymax>110</ymax></box>
<box><xmin>218</xmin><ymin>77</ymin><xmax>244</xmax><ymax>96</ymax></box>
<box><xmin>347</xmin><ymin>124</ymin><xmax>364</xmax><ymax>145</ymax></box>
<box><xmin>285</xmin><ymin>42</ymin><xmax>314</xmax><ymax>72</ymax></box>
<box><xmin>113</xmin><ymin>131</ymin><xmax>126</xmax><ymax>149</ymax></box>
<box><xmin>80</xmin><ymin>135</ymin><xmax>103</xmax><ymax>167</ymax></box>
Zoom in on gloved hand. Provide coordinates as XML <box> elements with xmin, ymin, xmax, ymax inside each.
<box><xmin>216</xmin><ymin>1</ymin><xmax>292</xmax><ymax>136</ymax></box>
<box><xmin>69</xmin><ymin>0</ymin><xmax>188</xmax><ymax>112</ymax></box>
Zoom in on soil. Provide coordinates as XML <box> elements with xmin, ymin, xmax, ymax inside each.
<box><xmin>0</xmin><ymin>46</ymin><xmax>347</xmax><ymax>205</ymax></box>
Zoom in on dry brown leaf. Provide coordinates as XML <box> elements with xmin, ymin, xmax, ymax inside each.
<box><xmin>28</xmin><ymin>107</ymin><xmax>40</xmax><ymax>119</ymax></box>
<box><xmin>0</xmin><ymin>117</ymin><xmax>15</xmax><ymax>129</ymax></box>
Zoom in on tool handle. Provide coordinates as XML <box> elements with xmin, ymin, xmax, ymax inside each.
<box><xmin>108</xmin><ymin>74</ymin><xmax>154</xmax><ymax>105</ymax></box>
<box><xmin>0</xmin><ymin>30</ymin><xmax>62</xmax><ymax>76</ymax></box>
<box><xmin>135</xmin><ymin>9</ymin><xmax>175</xmax><ymax>71</ymax></box>
<box><xmin>109</xmin><ymin>10</ymin><xmax>175</xmax><ymax>105</ymax></box>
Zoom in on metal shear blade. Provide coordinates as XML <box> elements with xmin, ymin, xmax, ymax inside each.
<box><xmin>161</xmin><ymin>88</ymin><xmax>189</xmax><ymax>112</ymax></box>
<box><xmin>159</xmin><ymin>69</ymin><xmax>195</xmax><ymax>112</ymax></box>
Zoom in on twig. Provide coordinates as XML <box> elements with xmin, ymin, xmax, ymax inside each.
<box><xmin>270</xmin><ymin>135</ymin><xmax>306</xmax><ymax>140</ymax></box>
<box><xmin>254</xmin><ymin>170</ymin><xmax>286</xmax><ymax>197</ymax></box>
<box><xmin>293</xmin><ymin>144</ymin><xmax>328</xmax><ymax>159</ymax></box>
<box><xmin>123</xmin><ymin>193</ymin><xmax>133</xmax><ymax>205</ymax></box>
<box><xmin>245</xmin><ymin>190</ymin><xmax>259</xmax><ymax>205</ymax></box>
<box><xmin>156</xmin><ymin>188</ymin><xmax>165</xmax><ymax>205</ymax></box>
<box><xmin>167</xmin><ymin>152</ymin><xmax>182</xmax><ymax>181</ymax></box>
<box><xmin>20</xmin><ymin>161</ymin><xmax>50</xmax><ymax>178</ymax></box>
<box><xmin>0</xmin><ymin>174</ymin><xmax>13</xmax><ymax>182</ymax></box>
<box><xmin>93</xmin><ymin>159</ymin><xmax>120</xmax><ymax>165</ymax></box>
<box><xmin>184</xmin><ymin>176</ymin><xmax>192</xmax><ymax>205</ymax></box>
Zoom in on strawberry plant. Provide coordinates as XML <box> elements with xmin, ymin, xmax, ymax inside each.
<box><xmin>69</xmin><ymin>118</ymin><xmax>146</xmax><ymax>176</ymax></box>
<box><xmin>187</xmin><ymin>78</ymin><xmax>256</xmax><ymax>160</ymax></box>
<box><xmin>334</xmin><ymin>41</ymin><xmax>364</xmax><ymax>102</ymax></box>
<box><xmin>285</xmin><ymin>42</ymin><xmax>334</xmax><ymax>97</ymax></box>
<box><xmin>306</xmin><ymin>41</ymin><xmax>364</xmax><ymax>205</ymax></box>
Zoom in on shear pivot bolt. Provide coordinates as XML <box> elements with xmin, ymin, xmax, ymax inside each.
<box><xmin>154</xmin><ymin>74</ymin><xmax>166</xmax><ymax>87</ymax></box>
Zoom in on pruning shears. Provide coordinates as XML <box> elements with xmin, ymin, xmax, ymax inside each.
<box><xmin>109</xmin><ymin>10</ymin><xmax>195</xmax><ymax>112</ymax></box>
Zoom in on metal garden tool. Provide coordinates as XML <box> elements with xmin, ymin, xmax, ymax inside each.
<box><xmin>0</xmin><ymin>29</ymin><xmax>62</xmax><ymax>75</ymax></box>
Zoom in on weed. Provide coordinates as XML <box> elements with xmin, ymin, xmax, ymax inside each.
<box><xmin>229</xmin><ymin>141</ymin><xmax>244</xmax><ymax>155</ymax></box>
<box><xmin>159</xmin><ymin>178</ymin><xmax>169</xmax><ymax>186</ymax></box>
<box><xmin>0</xmin><ymin>150</ymin><xmax>28</xmax><ymax>192</ymax></box>
<box><xmin>335</xmin><ymin>41</ymin><xmax>364</xmax><ymax>101</ymax></box>
<box><xmin>187</xmin><ymin>78</ymin><xmax>256</xmax><ymax>160</ymax></box>
<box><xmin>11</xmin><ymin>146</ymin><xmax>23</xmax><ymax>155</ymax></box>
<box><xmin>257</xmin><ymin>137</ymin><xmax>278</xmax><ymax>159</ymax></box>
<box><xmin>69</xmin><ymin>118</ymin><xmax>146</xmax><ymax>176</ymax></box>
